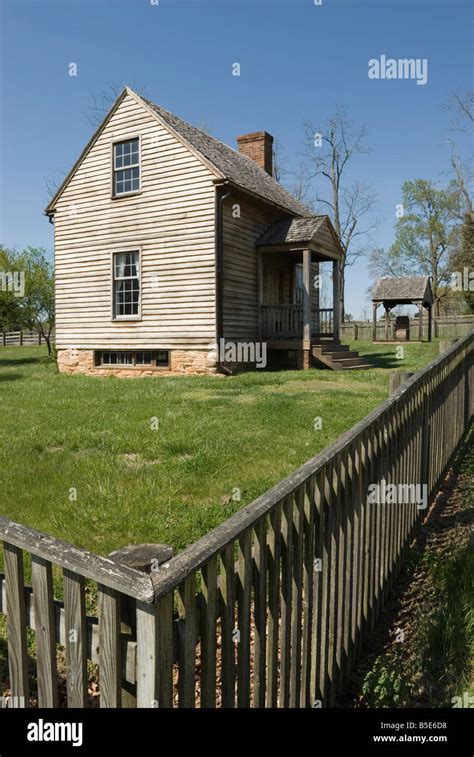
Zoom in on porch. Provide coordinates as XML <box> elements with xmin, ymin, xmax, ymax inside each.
<box><xmin>260</xmin><ymin>304</ymin><xmax>334</xmax><ymax>340</ymax></box>
<box><xmin>255</xmin><ymin>217</ymin><xmax>372</xmax><ymax>370</ymax></box>
<box><xmin>256</xmin><ymin>217</ymin><xmax>342</xmax><ymax>348</ymax></box>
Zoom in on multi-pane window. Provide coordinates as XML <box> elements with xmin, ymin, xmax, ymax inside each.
<box><xmin>156</xmin><ymin>350</ymin><xmax>169</xmax><ymax>366</ymax></box>
<box><xmin>100</xmin><ymin>351</ymin><xmax>133</xmax><ymax>366</ymax></box>
<box><xmin>113</xmin><ymin>251</ymin><xmax>140</xmax><ymax>318</ymax></box>
<box><xmin>96</xmin><ymin>350</ymin><xmax>169</xmax><ymax>368</ymax></box>
<box><xmin>135</xmin><ymin>351</ymin><xmax>153</xmax><ymax>366</ymax></box>
<box><xmin>113</xmin><ymin>139</ymin><xmax>140</xmax><ymax>195</ymax></box>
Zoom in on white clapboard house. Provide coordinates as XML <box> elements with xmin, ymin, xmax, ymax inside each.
<box><xmin>47</xmin><ymin>87</ymin><xmax>370</xmax><ymax>375</ymax></box>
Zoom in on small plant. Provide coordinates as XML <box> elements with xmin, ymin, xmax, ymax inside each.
<box><xmin>361</xmin><ymin>655</ymin><xmax>408</xmax><ymax>707</ymax></box>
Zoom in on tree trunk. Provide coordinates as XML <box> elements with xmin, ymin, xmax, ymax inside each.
<box><xmin>339</xmin><ymin>260</ymin><xmax>345</xmax><ymax>322</ymax></box>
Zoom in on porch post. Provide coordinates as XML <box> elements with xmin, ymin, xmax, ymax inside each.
<box><xmin>384</xmin><ymin>306</ymin><xmax>390</xmax><ymax>341</ymax></box>
<box><xmin>313</xmin><ymin>260</ymin><xmax>320</xmax><ymax>336</ymax></box>
<box><xmin>257</xmin><ymin>251</ymin><xmax>263</xmax><ymax>339</ymax></box>
<box><xmin>418</xmin><ymin>302</ymin><xmax>423</xmax><ymax>341</ymax></box>
<box><xmin>427</xmin><ymin>305</ymin><xmax>432</xmax><ymax>342</ymax></box>
<box><xmin>372</xmin><ymin>302</ymin><xmax>378</xmax><ymax>341</ymax></box>
<box><xmin>302</xmin><ymin>248</ymin><xmax>311</xmax><ymax>369</ymax></box>
<box><xmin>332</xmin><ymin>259</ymin><xmax>340</xmax><ymax>342</ymax></box>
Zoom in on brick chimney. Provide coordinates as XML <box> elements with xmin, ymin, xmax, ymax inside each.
<box><xmin>236</xmin><ymin>131</ymin><xmax>273</xmax><ymax>175</ymax></box>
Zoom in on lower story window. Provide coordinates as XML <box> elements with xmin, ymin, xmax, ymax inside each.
<box><xmin>156</xmin><ymin>350</ymin><xmax>169</xmax><ymax>366</ymax></box>
<box><xmin>135</xmin><ymin>351</ymin><xmax>153</xmax><ymax>365</ymax></box>
<box><xmin>95</xmin><ymin>350</ymin><xmax>169</xmax><ymax>368</ymax></box>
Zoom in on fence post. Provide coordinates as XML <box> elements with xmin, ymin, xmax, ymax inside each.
<box><xmin>39</xmin><ymin>332</ymin><xmax>42</xmax><ymax>346</ymax></box>
<box><xmin>2</xmin><ymin>331</ymin><xmax>5</xmax><ymax>347</ymax></box>
<box><xmin>19</xmin><ymin>330</ymin><xmax>23</xmax><ymax>346</ymax></box>
<box><xmin>108</xmin><ymin>543</ymin><xmax>173</xmax><ymax>708</ymax></box>
<box><xmin>439</xmin><ymin>338</ymin><xmax>458</xmax><ymax>354</ymax></box>
<box><xmin>464</xmin><ymin>346</ymin><xmax>471</xmax><ymax>432</ymax></box>
<box><xmin>420</xmin><ymin>385</ymin><xmax>431</xmax><ymax>515</ymax></box>
<box><xmin>389</xmin><ymin>372</ymin><xmax>414</xmax><ymax>396</ymax></box>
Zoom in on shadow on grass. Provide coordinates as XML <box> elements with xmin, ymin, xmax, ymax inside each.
<box><xmin>0</xmin><ymin>372</ymin><xmax>24</xmax><ymax>382</ymax></box>
<box><xmin>358</xmin><ymin>352</ymin><xmax>405</xmax><ymax>369</ymax></box>
<box><xmin>0</xmin><ymin>356</ymin><xmax>43</xmax><ymax>368</ymax></box>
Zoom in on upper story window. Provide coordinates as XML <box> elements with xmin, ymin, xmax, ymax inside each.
<box><xmin>113</xmin><ymin>138</ymin><xmax>140</xmax><ymax>196</ymax></box>
<box><xmin>113</xmin><ymin>251</ymin><xmax>140</xmax><ymax>318</ymax></box>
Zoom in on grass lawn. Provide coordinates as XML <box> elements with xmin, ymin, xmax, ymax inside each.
<box><xmin>0</xmin><ymin>340</ymin><xmax>438</xmax><ymax>559</ymax></box>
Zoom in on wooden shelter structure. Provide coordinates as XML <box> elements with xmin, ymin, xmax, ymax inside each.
<box><xmin>371</xmin><ymin>276</ymin><xmax>434</xmax><ymax>342</ymax></box>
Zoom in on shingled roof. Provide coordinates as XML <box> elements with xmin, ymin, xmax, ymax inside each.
<box><xmin>138</xmin><ymin>95</ymin><xmax>308</xmax><ymax>216</ymax></box>
<box><xmin>372</xmin><ymin>276</ymin><xmax>433</xmax><ymax>304</ymax></box>
<box><xmin>46</xmin><ymin>87</ymin><xmax>309</xmax><ymax>217</ymax></box>
<box><xmin>256</xmin><ymin>216</ymin><xmax>326</xmax><ymax>245</ymax></box>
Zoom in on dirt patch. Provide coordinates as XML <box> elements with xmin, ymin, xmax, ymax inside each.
<box><xmin>119</xmin><ymin>453</ymin><xmax>161</xmax><ymax>469</ymax></box>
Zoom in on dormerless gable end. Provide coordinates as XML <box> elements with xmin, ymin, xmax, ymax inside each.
<box><xmin>45</xmin><ymin>86</ymin><xmax>308</xmax><ymax>217</ymax></box>
<box><xmin>44</xmin><ymin>86</ymin><xmax>224</xmax><ymax>215</ymax></box>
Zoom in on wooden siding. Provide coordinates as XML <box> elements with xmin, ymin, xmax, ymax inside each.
<box><xmin>222</xmin><ymin>192</ymin><xmax>289</xmax><ymax>341</ymax></box>
<box><xmin>53</xmin><ymin>93</ymin><xmax>217</xmax><ymax>350</ymax></box>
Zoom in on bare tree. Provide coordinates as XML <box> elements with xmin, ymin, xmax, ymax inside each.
<box><xmin>443</xmin><ymin>91</ymin><xmax>474</xmax><ymax>132</ymax></box>
<box><xmin>196</xmin><ymin>117</ymin><xmax>212</xmax><ymax>136</ymax></box>
<box><xmin>302</xmin><ymin>107</ymin><xmax>378</xmax><ymax>319</ymax></box>
<box><xmin>44</xmin><ymin>173</ymin><xmax>65</xmax><ymax>200</ymax></box>
<box><xmin>442</xmin><ymin>91</ymin><xmax>474</xmax><ymax>214</ymax></box>
<box><xmin>85</xmin><ymin>82</ymin><xmax>148</xmax><ymax>127</ymax></box>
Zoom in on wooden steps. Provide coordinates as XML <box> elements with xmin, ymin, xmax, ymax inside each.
<box><xmin>312</xmin><ymin>342</ymin><xmax>373</xmax><ymax>371</ymax></box>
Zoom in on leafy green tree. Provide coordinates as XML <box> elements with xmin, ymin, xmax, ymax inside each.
<box><xmin>22</xmin><ymin>248</ymin><xmax>55</xmax><ymax>355</ymax></box>
<box><xmin>369</xmin><ymin>180</ymin><xmax>460</xmax><ymax>315</ymax></box>
<box><xmin>0</xmin><ymin>248</ymin><xmax>25</xmax><ymax>329</ymax></box>
<box><xmin>0</xmin><ymin>247</ymin><xmax>55</xmax><ymax>353</ymax></box>
<box><xmin>449</xmin><ymin>212</ymin><xmax>474</xmax><ymax>313</ymax></box>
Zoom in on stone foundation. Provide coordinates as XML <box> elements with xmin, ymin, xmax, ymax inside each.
<box><xmin>57</xmin><ymin>348</ymin><xmax>218</xmax><ymax>377</ymax></box>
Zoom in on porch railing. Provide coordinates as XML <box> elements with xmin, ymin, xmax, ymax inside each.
<box><xmin>261</xmin><ymin>305</ymin><xmax>334</xmax><ymax>340</ymax></box>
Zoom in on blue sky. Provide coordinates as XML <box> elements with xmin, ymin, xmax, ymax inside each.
<box><xmin>1</xmin><ymin>0</ymin><xmax>472</xmax><ymax>317</ymax></box>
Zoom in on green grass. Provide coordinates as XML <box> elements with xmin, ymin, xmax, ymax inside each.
<box><xmin>0</xmin><ymin>340</ymin><xmax>438</xmax><ymax>558</ymax></box>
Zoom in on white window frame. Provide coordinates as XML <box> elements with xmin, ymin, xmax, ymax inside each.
<box><xmin>111</xmin><ymin>135</ymin><xmax>141</xmax><ymax>198</ymax></box>
<box><xmin>111</xmin><ymin>248</ymin><xmax>142</xmax><ymax>321</ymax></box>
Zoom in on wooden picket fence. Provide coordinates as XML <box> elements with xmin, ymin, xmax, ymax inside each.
<box><xmin>0</xmin><ymin>333</ymin><xmax>472</xmax><ymax>708</ymax></box>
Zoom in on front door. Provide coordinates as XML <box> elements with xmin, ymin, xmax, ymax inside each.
<box><xmin>264</xmin><ymin>268</ymin><xmax>286</xmax><ymax>304</ymax></box>
<box><xmin>294</xmin><ymin>263</ymin><xmax>304</xmax><ymax>305</ymax></box>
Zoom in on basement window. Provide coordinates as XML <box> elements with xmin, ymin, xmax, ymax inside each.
<box><xmin>113</xmin><ymin>138</ymin><xmax>140</xmax><ymax>196</ymax></box>
<box><xmin>95</xmin><ymin>350</ymin><xmax>169</xmax><ymax>368</ymax></box>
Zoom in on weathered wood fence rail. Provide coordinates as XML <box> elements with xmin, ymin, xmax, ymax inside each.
<box><xmin>1</xmin><ymin>330</ymin><xmax>55</xmax><ymax>347</ymax></box>
<box><xmin>0</xmin><ymin>333</ymin><xmax>472</xmax><ymax>708</ymax></box>
<box><xmin>341</xmin><ymin>315</ymin><xmax>474</xmax><ymax>341</ymax></box>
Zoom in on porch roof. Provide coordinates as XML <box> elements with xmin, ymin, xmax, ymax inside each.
<box><xmin>256</xmin><ymin>215</ymin><xmax>343</xmax><ymax>261</ymax></box>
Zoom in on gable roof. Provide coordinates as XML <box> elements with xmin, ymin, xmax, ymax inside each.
<box><xmin>139</xmin><ymin>95</ymin><xmax>308</xmax><ymax>216</ymax></box>
<box><xmin>372</xmin><ymin>276</ymin><xmax>433</xmax><ymax>304</ymax></box>
<box><xmin>257</xmin><ymin>216</ymin><xmax>326</xmax><ymax>245</ymax></box>
<box><xmin>46</xmin><ymin>87</ymin><xmax>308</xmax><ymax>217</ymax></box>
